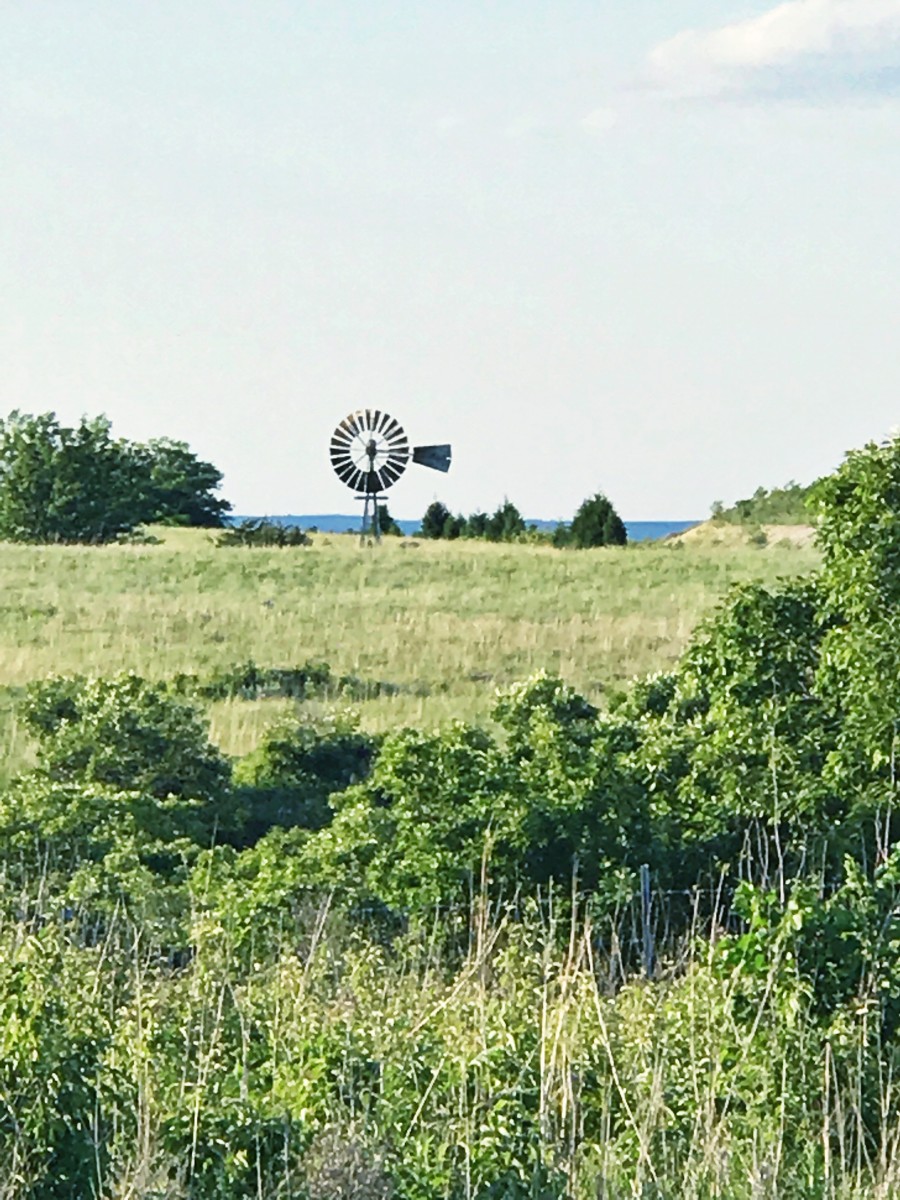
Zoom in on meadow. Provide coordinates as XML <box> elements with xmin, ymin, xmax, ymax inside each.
<box><xmin>7</xmin><ymin>449</ymin><xmax>900</xmax><ymax>1198</ymax></box>
<box><xmin>0</xmin><ymin>525</ymin><xmax>818</xmax><ymax>768</ymax></box>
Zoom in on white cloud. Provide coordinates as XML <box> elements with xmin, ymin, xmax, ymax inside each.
<box><xmin>646</xmin><ymin>0</ymin><xmax>900</xmax><ymax>99</ymax></box>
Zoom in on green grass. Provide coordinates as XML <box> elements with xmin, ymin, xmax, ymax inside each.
<box><xmin>0</xmin><ymin>528</ymin><xmax>819</xmax><ymax>767</ymax></box>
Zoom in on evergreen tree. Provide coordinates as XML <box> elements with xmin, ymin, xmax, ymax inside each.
<box><xmin>568</xmin><ymin>492</ymin><xmax>627</xmax><ymax>548</ymax></box>
<box><xmin>486</xmin><ymin>498</ymin><xmax>525</xmax><ymax>542</ymax></box>
<box><xmin>465</xmin><ymin>511</ymin><xmax>488</xmax><ymax>538</ymax></box>
<box><xmin>376</xmin><ymin>504</ymin><xmax>402</xmax><ymax>537</ymax></box>
<box><xmin>602</xmin><ymin>508</ymin><xmax>627</xmax><ymax>546</ymax></box>
<box><xmin>551</xmin><ymin>522</ymin><xmax>570</xmax><ymax>548</ymax></box>
<box><xmin>442</xmin><ymin>513</ymin><xmax>466</xmax><ymax>540</ymax></box>
<box><xmin>420</xmin><ymin>500</ymin><xmax>451</xmax><ymax>539</ymax></box>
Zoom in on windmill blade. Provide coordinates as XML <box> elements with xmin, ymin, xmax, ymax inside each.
<box><xmin>332</xmin><ymin>458</ymin><xmax>358</xmax><ymax>481</ymax></box>
<box><xmin>374</xmin><ymin>410</ymin><xmax>394</xmax><ymax>436</ymax></box>
<box><xmin>335</xmin><ymin>461</ymin><xmax>364</xmax><ymax>489</ymax></box>
<box><xmin>343</xmin><ymin>412</ymin><xmax>364</xmax><ymax>439</ymax></box>
<box><xmin>339</xmin><ymin>465</ymin><xmax>367</xmax><ymax>492</ymax></box>
<box><xmin>382</xmin><ymin>414</ymin><xmax>408</xmax><ymax>445</ymax></box>
<box><xmin>379</xmin><ymin>459</ymin><xmax>406</xmax><ymax>488</ymax></box>
<box><xmin>413</xmin><ymin>444</ymin><xmax>452</xmax><ymax>473</ymax></box>
<box><xmin>367</xmin><ymin>409</ymin><xmax>383</xmax><ymax>436</ymax></box>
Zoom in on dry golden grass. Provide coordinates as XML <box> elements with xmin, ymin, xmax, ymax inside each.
<box><xmin>0</xmin><ymin>528</ymin><xmax>820</xmax><ymax>763</ymax></box>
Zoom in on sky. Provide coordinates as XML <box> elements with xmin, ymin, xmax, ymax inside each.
<box><xmin>2</xmin><ymin>1</ymin><xmax>899</xmax><ymax>521</ymax></box>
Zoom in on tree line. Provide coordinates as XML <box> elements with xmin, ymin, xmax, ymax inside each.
<box><xmin>418</xmin><ymin>491</ymin><xmax>627</xmax><ymax>547</ymax></box>
<box><xmin>0</xmin><ymin>410</ymin><xmax>231</xmax><ymax>543</ymax></box>
<box><xmin>711</xmin><ymin>479</ymin><xmax>815</xmax><ymax>525</ymax></box>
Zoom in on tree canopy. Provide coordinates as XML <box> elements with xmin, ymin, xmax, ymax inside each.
<box><xmin>711</xmin><ymin>480</ymin><xmax>815</xmax><ymax>525</ymax></box>
<box><xmin>137</xmin><ymin>437</ymin><xmax>231</xmax><ymax>527</ymax></box>
<box><xmin>0</xmin><ymin>411</ymin><xmax>231</xmax><ymax>543</ymax></box>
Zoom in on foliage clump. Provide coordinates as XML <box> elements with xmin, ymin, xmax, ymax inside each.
<box><xmin>169</xmin><ymin>657</ymin><xmax>403</xmax><ymax>703</ymax></box>
<box><xmin>0</xmin><ymin>410</ymin><xmax>231</xmax><ymax>543</ymax></box>
<box><xmin>711</xmin><ymin>479</ymin><xmax>815</xmax><ymax>524</ymax></box>
<box><xmin>234</xmin><ymin>710</ymin><xmax>377</xmax><ymax>841</ymax></box>
<box><xmin>420</xmin><ymin>497</ymin><xmax>528</xmax><ymax>542</ymax></box>
<box><xmin>421</xmin><ymin>491</ymin><xmax>627</xmax><ymax>547</ymax></box>
<box><xmin>217</xmin><ymin>517</ymin><xmax>311</xmax><ymax>547</ymax></box>
<box><xmin>22</xmin><ymin>673</ymin><xmax>229</xmax><ymax>801</ymax></box>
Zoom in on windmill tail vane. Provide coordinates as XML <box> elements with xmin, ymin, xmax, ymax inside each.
<box><xmin>412</xmin><ymin>444</ymin><xmax>451</xmax><ymax>472</ymax></box>
<box><xmin>329</xmin><ymin>409</ymin><xmax>452</xmax><ymax>541</ymax></box>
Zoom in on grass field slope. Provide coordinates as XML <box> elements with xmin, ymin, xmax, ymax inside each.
<box><xmin>0</xmin><ymin>527</ymin><xmax>818</xmax><ymax>770</ymax></box>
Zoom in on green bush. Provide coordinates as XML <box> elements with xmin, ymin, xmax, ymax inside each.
<box><xmin>171</xmin><ymin>658</ymin><xmax>332</xmax><ymax>701</ymax></box>
<box><xmin>22</xmin><ymin>673</ymin><xmax>230</xmax><ymax>804</ymax></box>
<box><xmin>233</xmin><ymin>710</ymin><xmax>377</xmax><ymax>843</ymax></box>
<box><xmin>217</xmin><ymin>518</ymin><xmax>311</xmax><ymax>547</ymax></box>
<box><xmin>303</xmin><ymin>672</ymin><xmax>646</xmax><ymax>913</ymax></box>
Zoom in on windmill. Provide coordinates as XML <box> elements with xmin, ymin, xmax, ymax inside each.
<box><xmin>329</xmin><ymin>409</ymin><xmax>451</xmax><ymax>541</ymax></box>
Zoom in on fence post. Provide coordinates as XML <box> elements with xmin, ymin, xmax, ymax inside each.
<box><xmin>640</xmin><ymin>863</ymin><xmax>654</xmax><ymax>979</ymax></box>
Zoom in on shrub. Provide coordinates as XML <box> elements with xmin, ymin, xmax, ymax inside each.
<box><xmin>233</xmin><ymin>710</ymin><xmax>378</xmax><ymax>843</ymax></box>
<box><xmin>217</xmin><ymin>518</ymin><xmax>311</xmax><ymax>547</ymax></box>
<box><xmin>305</xmin><ymin>673</ymin><xmax>647</xmax><ymax>912</ymax></box>
<box><xmin>171</xmin><ymin>659</ymin><xmax>332</xmax><ymax>701</ymax></box>
<box><xmin>22</xmin><ymin>673</ymin><xmax>230</xmax><ymax>804</ymax></box>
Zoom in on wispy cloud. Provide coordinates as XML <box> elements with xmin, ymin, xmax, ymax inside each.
<box><xmin>645</xmin><ymin>0</ymin><xmax>900</xmax><ymax>100</ymax></box>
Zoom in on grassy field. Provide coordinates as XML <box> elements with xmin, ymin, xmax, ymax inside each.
<box><xmin>0</xmin><ymin>525</ymin><xmax>819</xmax><ymax>771</ymax></box>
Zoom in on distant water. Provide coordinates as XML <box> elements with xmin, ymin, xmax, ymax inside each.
<box><xmin>232</xmin><ymin>515</ymin><xmax>699</xmax><ymax>542</ymax></box>
<box><xmin>626</xmin><ymin>521</ymin><xmax>698</xmax><ymax>542</ymax></box>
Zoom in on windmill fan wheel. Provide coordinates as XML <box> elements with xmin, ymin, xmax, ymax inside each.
<box><xmin>329</xmin><ymin>410</ymin><xmax>411</xmax><ymax>494</ymax></box>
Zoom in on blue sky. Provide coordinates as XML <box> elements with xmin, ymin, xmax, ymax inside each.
<box><xmin>2</xmin><ymin>1</ymin><xmax>899</xmax><ymax>519</ymax></box>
